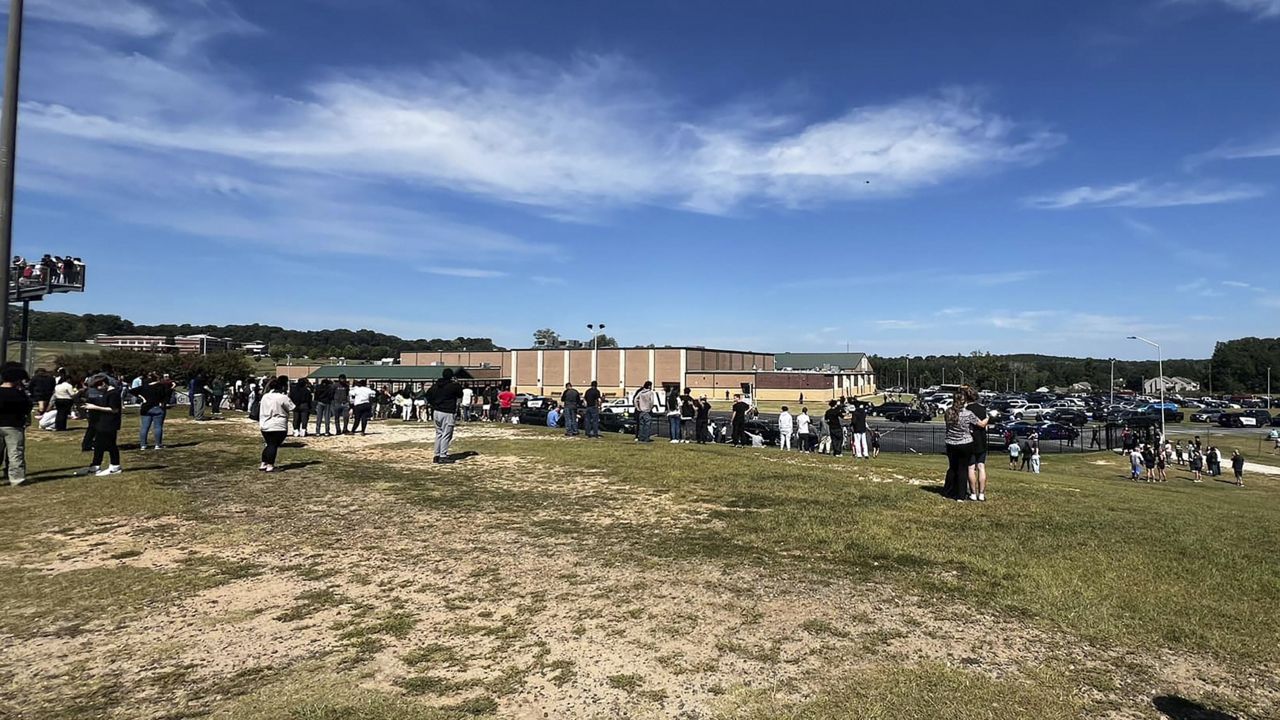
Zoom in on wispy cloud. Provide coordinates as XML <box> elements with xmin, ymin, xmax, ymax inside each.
<box><xmin>1171</xmin><ymin>0</ymin><xmax>1280</xmax><ymax>19</ymax></box>
<box><xmin>23</xmin><ymin>19</ymin><xmax>1063</xmax><ymax>219</ymax></box>
<box><xmin>420</xmin><ymin>266</ymin><xmax>509</xmax><ymax>279</ymax></box>
<box><xmin>972</xmin><ymin>270</ymin><xmax>1042</xmax><ymax>286</ymax></box>
<box><xmin>874</xmin><ymin>319</ymin><xmax>928</xmax><ymax>330</ymax></box>
<box><xmin>1025</xmin><ymin>179</ymin><xmax>1267</xmax><ymax>209</ymax></box>
<box><xmin>1176</xmin><ymin>278</ymin><xmax>1222</xmax><ymax>297</ymax></box>
<box><xmin>1221</xmin><ymin>280</ymin><xmax>1265</xmax><ymax>291</ymax></box>
<box><xmin>530</xmin><ymin>275</ymin><xmax>566</xmax><ymax>286</ymax></box>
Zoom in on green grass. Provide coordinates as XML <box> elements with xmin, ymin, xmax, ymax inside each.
<box><xmin>2</xmin><ymin>411</ymin><xmax>1276</xmax><ymax>719</ymax></box>
<box><xmin>719</xmin><ymin>663</ymin><xmax>1079</xmax><ymax>720</ymax></box>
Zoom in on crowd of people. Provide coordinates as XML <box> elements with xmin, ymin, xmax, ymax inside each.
<box><xmin>1123</xmin><ymin>433</ymin><xmax>1246</xmax><ymax>486</ymax></box>
<box><xmin>11</xmin><ymin>254</ymin><xmax>84</xmax><ymax>288</ymax></box>
<box><xmin>1</xmin><ymin>367</ymin><xmax>1264</xmax><ymax>493</ymax></box>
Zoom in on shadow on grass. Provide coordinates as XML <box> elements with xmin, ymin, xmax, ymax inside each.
<box><xmin>272</xmin><ymin>461</ymin><xmax>323</xmax><ymax>472</ymax></box>
<box><xmin>1152</xmin><ymin>695</ymin><xmax>1238</xmax><ymax>720</ymax></box>
<box><xmin>444</xmin><ymin>450</ymin><xmax>480</xmax><ymax>463</ymax></box>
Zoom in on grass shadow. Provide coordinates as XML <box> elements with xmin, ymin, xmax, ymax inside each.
<box><xmin>273</xmin><ymin>461</ymin><xmax>323</xmax><ymax>472</ymax></box>
<box><xmin>1152</xmin><ymin>695</ymin><xmax>1238</xmax><ymax>720</ymax></box>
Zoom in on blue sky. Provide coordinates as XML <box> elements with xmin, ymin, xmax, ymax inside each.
<box><xmin>8</xmin><ymin>0</ymin><xmax>1279</xmax><ymax>358</ymax></box>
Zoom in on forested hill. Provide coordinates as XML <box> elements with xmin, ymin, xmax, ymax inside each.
<box><xmin>871</xmin><ymin>339</ymin><xmax>1278</xmax><ymax>396</ymax></box>
<box><xmin>21</xmin><ymin>311</ymin><xmax>503</xmax><ymax>361</ymax></box>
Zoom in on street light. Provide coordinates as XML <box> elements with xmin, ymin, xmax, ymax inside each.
<box><xmin>0</xmin><ymin>0</ymin><xmax>27</xmax><ymax>365</ymax></box>
<box><xmin>587</xmin><ymin>323</ymin><xmax>605</xmax><ymax>383</ymax></box>
<box><xmin>1109</xmin><ymin>358</ymin><xmax>1115</xmax><ymax>407</ymax></box>
<box><xmin>1128</xmin><ymin>336</ymin><xmax>1164</xmax><ymax>442</ymax></box>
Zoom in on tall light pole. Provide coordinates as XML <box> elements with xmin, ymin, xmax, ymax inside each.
<box><xmin>1128</xmin><ymin>336</ymin><xmax>1164</xmax><ymax>441</ymax></box>
<box><xmin>1109</xmin><ymin>358</ymin><xmax>1115</xmax><ymax>407</ymax></box>
<box><xmin>0</xmin><ymin>0</ymin><xmax>26</xmax><ymax>365</ymax></box>
<box><xmin>1267</xmin><ymin>366</ymin><xmax>1271</xmax><ymax>411</ymax></box>
<box><xmin>586</xmin><ymin>323</ymin><xmax>605</xmax><ymax>382</ymax></box>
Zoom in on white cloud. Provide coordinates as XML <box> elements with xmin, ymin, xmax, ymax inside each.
<box><xmin>1221</xmin><ymin>280</ymin><xmax>1264</xmax><ymax>291</ymax></box>
<box><xmin>874</xmin><ymin>319</ymin><xmax>928</xmax><ymax>330</ymax></box>
<box><xmin>421</xmin><ymin>266</ymin><xmax>509</xmax><ymax>279</ymax></box>
<box><xmin>1175</xmin><ymin>0</ymin><xmax>1280</xmax><ymax>19</ymax></box>
<box><xmin>1176</xmin><ymin>278</ymin><xmax>1223</xmax><ymax>297</ymax></box>
<box><xmin>23</xmin><ymin>40</ymin><xmax>1062</xmax><ymax>217</ymax></box>
<box><xmin>972</xmin><ymin>270</ymin><xmax>1042</xmax><ymax>286</ymax></box>
<box><xmin>27</xmin><ymin>0</ymin><xmax>167</xmax><ymax>37</ymax></box>
<box><xmin>1025</xmin><ymin>179</ymin><xmax>1267</xmax><ymax>209</ymax></box>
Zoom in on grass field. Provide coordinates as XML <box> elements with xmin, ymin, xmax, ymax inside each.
<box><xmin>1</xmin><ymin>413</ymin><xmax>1277</xmax><ymax>719</ymax></box>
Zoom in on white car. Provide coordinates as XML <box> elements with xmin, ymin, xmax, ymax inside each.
<box><xmin>1013</xmin><ymin>403</ymin><xmax>1047</xmax><ymax>420</ymax></box>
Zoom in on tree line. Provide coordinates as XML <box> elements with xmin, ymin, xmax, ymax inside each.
<box><xmin>19</xmin><ymin>310</ymin><xmax>504</xmax><ymax>361</ymax></box>
<box><xmin>870</xmin><ymin>345</ymin><xmax>1276</xmax><ymax>396</ymax></box>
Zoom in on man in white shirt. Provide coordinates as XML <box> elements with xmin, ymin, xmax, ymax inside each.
<box><xmin>461</xmin><ymin>387</ymin><xmax>474</xmax><ymax>421</ymax></box>
<box><xmin>777</xmin><ymin>406</ymin><xmax>794</xmax><ymax>451</ymax></box>
<box><xmin>796</xmin><ymin>407</ymin><xmax>812</xmax><ymax>453</ymax></box>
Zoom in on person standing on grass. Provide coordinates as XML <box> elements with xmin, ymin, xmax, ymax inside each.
<box><xmin>1188</xmin><ymin>446</ymin><xmax>1203</xmax><ymax>483</ymax></box>
<box><xmin>695</xmin><ymin>395</ymin><xmax>711</xmax><ymax>444</ymax></box>
<box><xmin>665</xmin><ymin>386</ymin><xmax>682</xmax><ymax>443</ymax></box>
<box><xmin>1231</xmin><ymin>450</ymin><xmax>1244</xmax><ymax>486</ymax></box>
<box><xmin>288</xmin><ymin>378</ymin><xmax>313</xmax><ymax>437</ymax></box>
<box><xmin>1156</xmin><ymin>446</ymin><xmax>1168</xmax><ymax>482</ymax></box>
<box><xmin>349</xmin><ymin>379</ymin><xmax>375</xmax><ymax>435</ymax></box>
<box><xmin>258</xmin><ymin>376</ymin><xmax>294</xmax><ymax>473</ymax></box>
<box><xmin>730</xmin><ymin>393</ymin><xmax>750</xmax><ymax>448</ymax></box>
<box><xmin>681</xmin><ymin>389</ymin><xmax>697</xmax><ymax>442</ymax></box>
<box><xmin>851</xmin><ymin>404</ymin><xmax>870</xmax><ymax>459</ymax></box>
<box><xmin>1141</xmin><ymin>444</ymin><xmax>1156</xmax><ymax>482</ymax></box>
<box><xmin>561</xmin><ymin>382</ymin><xmax>582</xmax><ymax>437</ymax></box>
<box><xmin>824</xmin><ymin>400</ymin><xmax>845</xmax><ymax>457</ymax></box>
<box><xmin>1175</xmin><ymin>441</ymin><xmax>1184</xmax><ymax>466</ymax></box>
<box><xmin>1008</xmin><ymin>436</ymin><xmax>1021</xmax><ymax>470</ymax></box>
<box><xmin>79</xmin><ymin>375</ymin><xmax>122</xmax><ymax>476</ymax></box>
<box><xmin>634</xmin><ymin>381</ymin><xmax>656</xmax><ymax>443</ymax></box>
<box><xmin>0</xmin><ymin>366</ymin><xmax>33</xmax><ymax>486</ymax></box>
<box><xmin>1030</xmin><ymin>443</ymin><xmax>1041</xmax><ymax>474</ymax></box>
<box><xmin>1089</xmin><ymin>425</ymin><xmax>1101</xmax><ymax>450</ymax></box>
<box><xmin>1129</xmin><ymin>445</ymin><xmax>1143</xmax><ymax>480</ymax></box>
<box><xmin>332</xmin><ymin>375</ymin><xmax>350</xmax><ymax>436</ymax></box>
<box><xmin>52</xmin><ymin>374</ymin><xmax>76</xmax><ymax>432</ymax></box>
<box><xmin>311</xmin><ymin>379</ymin><xmax>334</xmax><ymax>436</ymax></box>
<box><xmin>965</xmin><ymin>387</ymin><xmax>988</xmax><ymax>501</ymax></box>
<box><xmin>1208</xmin><ymin>446</ymin><xmax>1222</xmax><ymax>477</ymax></box>
<box><xmin>583</xmin><ymin>381</ymin><xmax>602</xmax><ymax>439</ymax></box>
<box><xmin>137</xmin><ymin>373</ymin><xmax>171</xmax><ymax>450</ymax></box>
<box><xmin>210</xmin><ymin>377</ymin><xmax>225</xmax><ymax>418</ymax></box>
<box><xmin>777</xmin><ymin>406</ymin><xmax>794</xmax><ymax>451</ymax></box>
<box><xmin>871</xmin><ymin>428</ymin><xmax>881</xmax><ymax>458</ymax></box>
<box><xmin>28</xmin><ymin>368</ymin><xmax>53</xmax><ymax>416</ymax></box>
<box><xmin>498</xmin><ymin>386</ymin><xmax>516</xmax><ymax>423</ymax></box>
<box><xmin>426</xmin><ymin>369</ymin><xmax>464</xmax><ymax>464</ymax></box>
<box><xmin>942</xmin><ymin>389</ymin><xmax>986</xmax><ymax>501</ymax></box>
<box><xmin>796</xmin><ymin>407</ymin><xmax>812</xmax><ymax>453</ymax></box>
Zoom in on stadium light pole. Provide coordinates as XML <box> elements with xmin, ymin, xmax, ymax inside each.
<box><xmin>0</xmin><ymin>0</ymin><xmax>25</xmax><ymax>365</ymax></box>
<box><xmin>587</xmin><ymin>323</ymin><xmax>604</xmax><ymax>382</ymax></box>
<box><xmin>1128</xmin><ymin>336</ymin><xmax>1163</xmax><ymax>441</ymax></box>
<box><xmin>1109</xmin><ymin>358</ymin><xmax>1115</xmax><ymax>407</ymax></box>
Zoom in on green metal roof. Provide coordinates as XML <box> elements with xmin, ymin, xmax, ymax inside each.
<box><xmin>306</xmin><ymin>365</ymin><xmax>473</xmax><ymax>382</ymax></box>
<box><xmin>774</xmin><ymin>353</ymin><xmax>868</xmax><ymax>371</ymax></box>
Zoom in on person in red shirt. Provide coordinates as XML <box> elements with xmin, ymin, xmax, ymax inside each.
<box><xmin>498</xmin><ymin>387</ymin><xmax>516</xmax><ymax>422</ymax></box>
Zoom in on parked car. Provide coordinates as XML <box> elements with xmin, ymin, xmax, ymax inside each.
<box><xmin>1044</xmin><ymin>408</ymin><xmax>1089</xmax><ymax>426</ymax></box>
<box><xmin>1218</xmin><ymin>410</ymin><xmax>1273</xmax><ymax>428</ymax></box>
<box><xmin>519</xmin><ymin>405</ymin><xmax>638</xmax><ymax>434</ymax></box>
<box><xmin>999</xmin><ymin>421</ymin><xmax>1039</xmax><ymax>437</ymax></box>
<box><xmin>873</xmin><ymin>402</ymin><xmax>912</xmax><ymax>417</ymax></box>
<box><xmin>1012</xmin><ymin>403</ymin><xmax>1047</xmax><ymax>420</ymax></box>
<box><xmin>1034</xmin><ymin>422</ymin><xmax>1080</xmax><ymax>441</ymax></box>
<box><xmin>886</xmin><ymin>408</ymin><xmax>932</xmax><ymax>423</ymax></box>
<box><xmin>1191</xmin><ymin>410</ymin><xmax>1223</xmax><ymax>423</ymax></box>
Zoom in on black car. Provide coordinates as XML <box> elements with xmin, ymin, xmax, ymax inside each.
<box><xmin>1034</xmin><ymin>422</ymin><xmax>1080</xmax><ymax>441</ymax></box>
<box><xmin>873</xmin><ymin>402</ymin><xmax>911</xmax><ymax>417</ymax></box>
<box><xmin>886</xmin><ymin>408</ymin><xmax>932</xmax><ymax>423</ymax></box>
<box><xmin>1217</xmin><ymin>410</ymin><xmax>1273</xmax><ymax>428</ymax></box>
<box><xmin>1044</xmin><ymin>408</ymin><xmax>1089</xmax><ymax>426</ymax></box>
<box><xmin>1114</xmin><ymin>411</ymin><xmax>1161</xmax><ymax>430</ymax></box>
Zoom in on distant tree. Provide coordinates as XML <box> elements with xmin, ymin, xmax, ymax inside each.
<box><xmin>593</xmin><ymin>334</ymin><xmax>619</xmax><ymax>348</ymax></box>
<box><xmin>533</xmin><ymin>328</ymin><xmax>559</xmax><ymax>346</ymax></box>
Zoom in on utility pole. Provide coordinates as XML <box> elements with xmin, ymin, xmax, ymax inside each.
<box><xmin>1110</xmin><ymin>358</ymin><xmax>1115</xmax><ymax>407</ymax></box>
<box><xmin>0</xmin><ymin>0</ymin><xmax>26</xmax><ymax>364</ymax></box>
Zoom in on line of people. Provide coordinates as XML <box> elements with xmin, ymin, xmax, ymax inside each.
<box><xmin>1126</xmin><ymin>435</ymin><xmax>1245</xmax><ymax>486</ymax></box>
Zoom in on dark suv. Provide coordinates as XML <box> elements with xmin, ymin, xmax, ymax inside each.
<box><xmin>1218</xmin><ymin>410</ymin><xmax>1273</xmax><ymax>428</ymax></box>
